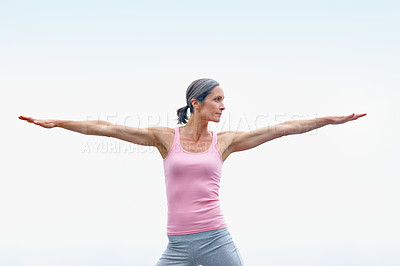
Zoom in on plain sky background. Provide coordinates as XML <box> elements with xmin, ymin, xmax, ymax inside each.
<box><xmin>2</xmin><ymin>0</ymin><xmax>399</xmax><ymax>265</ymax></box>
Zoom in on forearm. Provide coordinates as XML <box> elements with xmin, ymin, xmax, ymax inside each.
<box><xmin>280</xmin><ymin>117</ymin><xmax>333</xmax><ymax>135</ymax></box>
<box><xmin>55</xmin><ymin>120</ymin><xmax>114</xmax><ymax>136</ymax></box>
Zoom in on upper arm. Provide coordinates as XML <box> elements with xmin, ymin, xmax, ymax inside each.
<box><xmin>227</xmin><ymin>124</ymin><xmax>291</xmax><ymax>153</ymax></box>
<box><xmin>104</xmin><ymin>124</ymin><xmax>166</xmax><ymax>147</ymax></box>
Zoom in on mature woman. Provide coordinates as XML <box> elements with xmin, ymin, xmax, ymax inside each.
<box><xmin>19</xmin><ymin>78</ymin><xmax>366</xmax><ymax>266</ymax></box>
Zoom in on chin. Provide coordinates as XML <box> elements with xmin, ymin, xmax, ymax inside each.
<box><xmin>209</xmin><ymin>114</ymin><xmax>222</xmax><ymax>123</ymax></box>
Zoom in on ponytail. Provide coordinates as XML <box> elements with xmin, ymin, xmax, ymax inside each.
<box><xmin>176</xmin><ymin>105</ymin><xmax>190</xmax><ymax>125</ymax></box>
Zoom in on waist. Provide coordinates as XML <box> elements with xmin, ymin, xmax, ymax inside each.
<box><xmin>167</xmin><ymin>205</ymin><xmax>227</xmax><ymax>235</ymax></box>
<box><xmin>167</xmin><ymin>227</ymin><xmax>229</xmax><ymax>239</ymax></box>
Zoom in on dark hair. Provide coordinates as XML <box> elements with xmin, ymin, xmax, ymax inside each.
<box><xmin>176</xmin><ymin>78</ymin><xmax>220</xmax><ymax>125</ymax></box>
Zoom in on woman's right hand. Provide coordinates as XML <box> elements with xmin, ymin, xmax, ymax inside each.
<box><xmin>18</xmin><ymin>116</ymin><xmax>59</xmax><ymax>129</ymax></box>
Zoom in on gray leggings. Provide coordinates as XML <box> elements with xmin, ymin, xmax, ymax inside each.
<box><xmin>155</xmin><ymin>227</ymin><xmax>244</xmax><ymax>266</ymax></box>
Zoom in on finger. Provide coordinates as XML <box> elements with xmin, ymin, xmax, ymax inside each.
<box><xmin>353</xmin><ymin>114</ymin><xmax>366</xmax><ymax>119</ymax></box>
<box><xmin>25</xmin><ymin>116</ymin><xmax>35</xmax><ymax>121</ymax></box>
<box><xmin>19</xmin><ymin>116</ymin><xmax>29</xmax><ymax>120</ymax></box>
<box><xmin>20</xmin><ymin>116</ymin><xmax>35</xmax><ymax>122</ymax></box>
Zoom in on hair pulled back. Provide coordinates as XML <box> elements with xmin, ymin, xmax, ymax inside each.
<box><xmin>176</xmin><ymin>78</ymin><xmax>220</xmax><ymax>125</ymax></box>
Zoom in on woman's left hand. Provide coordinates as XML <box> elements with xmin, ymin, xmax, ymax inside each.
<box><xmin>329</xmin><ymin>113</ymin><xmax>367</xmax><ymax>125</ymax></box>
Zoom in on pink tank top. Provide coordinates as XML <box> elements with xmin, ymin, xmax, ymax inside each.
<box><xmin>163</xmin><ymin>127</ymin><xmax>228</xmax><ymax>235</ymax></box>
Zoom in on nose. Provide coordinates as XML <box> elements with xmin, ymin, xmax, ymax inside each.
<box><xmin>220</xmin><ymin>104</ymin><xmax>225</xmax><ymax>111</ymax></box>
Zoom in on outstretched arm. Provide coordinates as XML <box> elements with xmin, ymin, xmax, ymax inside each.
<box><xmin>18</xmin><ymin>115</ymin><xmax>161</xmax><ymax>146</ymax></box>
<box><xmin>279</xmin><ymin>113</ymin><xmax>367</xmax><ymax>135</ymax></box>
<box><xmin>19</xmin><ymin>115</ymin><xmax>113</xmax><ymax>135</ymax></box>
<box><xmin>226</xmin><ymin>113</ymin><xmax>367</xmax><ymax>153</ymax></box>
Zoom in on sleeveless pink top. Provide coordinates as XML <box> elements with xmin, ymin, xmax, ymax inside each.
<box><xmin>163</xmin><ymin>127</ymin><xmax>228</xmax><ymax>235</ymax></box>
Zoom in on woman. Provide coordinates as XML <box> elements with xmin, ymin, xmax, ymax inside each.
<box><xmin>19</xmin><ymin>78</ymin><xmax>366</xmax><ymax>265</ymax></box>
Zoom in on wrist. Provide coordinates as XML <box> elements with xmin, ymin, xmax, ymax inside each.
<box><xmin>323</xmin><ymin>116</ymin><xmax>334</xmax><ymax>125</ymax></box>
<box><xmin>54</xmin><ymin>120</ymin><xmax>65</xmax><ymax>127</ymax></box>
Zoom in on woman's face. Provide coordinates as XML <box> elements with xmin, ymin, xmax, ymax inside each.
<box><xmin>195</xmin><ymin>86</ymin><xmax>225</xmax><ymax>123</ymax></box>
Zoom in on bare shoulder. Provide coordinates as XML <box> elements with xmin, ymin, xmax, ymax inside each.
<box><xmin>217</xmin><ymin>130</ymin><xmax>245</xmax><ymax>144</ymax></box>
<box><xmin>150</xmin><ymin>126</ymin><xmax>176</xmax><ymax>159</ymax></box>
<box><xmin>150</xmin><ymin>126</ymin><xmax>175</xmax><ymax>146</ymax></box>
<box><xmin>217</xmin><ymin>130</ymin><xmax>247</xmax><ymax>161</ymax></box>
<box><xmin>149</xmin><ymin>126</ymin><xmax>174</xmax><ymax>135</ymax></box>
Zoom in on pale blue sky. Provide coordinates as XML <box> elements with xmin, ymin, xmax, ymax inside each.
<box><xmin>3</xmin><ymin>1</ymin><xmax>400</xmax><ymax>265</ymax></box>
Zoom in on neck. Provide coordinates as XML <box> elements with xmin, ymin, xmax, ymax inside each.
<box><xmin>182</xmin><ymin>114</ymin><xmax>210</xmax><ymax>141</ymax></box>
